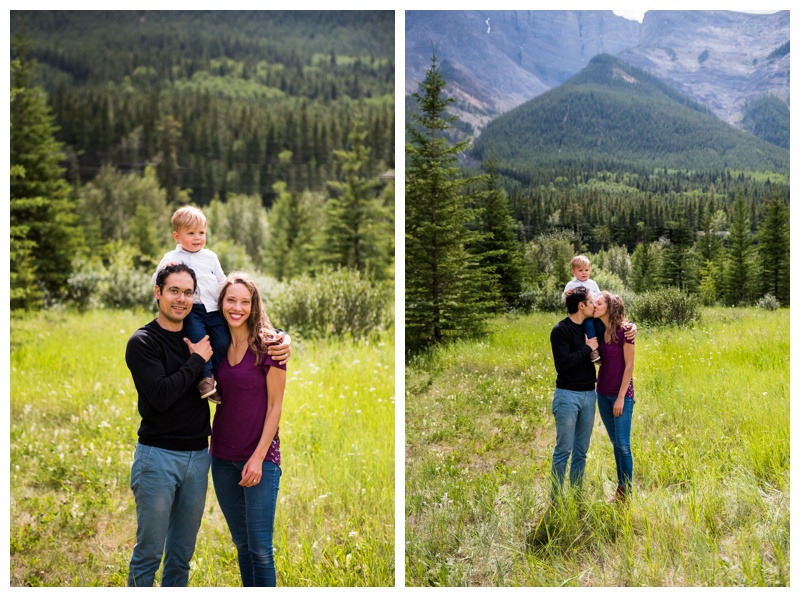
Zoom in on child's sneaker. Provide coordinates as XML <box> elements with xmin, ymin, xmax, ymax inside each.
<box><xmin>590</xmin><ymin>349</ymin><xmax>602</xmax><ymax>365</ymax></box>
<box><xmin>198</xmin><ymin>376</ymin><xmax>222</xmax><ymax>404</ymax></box>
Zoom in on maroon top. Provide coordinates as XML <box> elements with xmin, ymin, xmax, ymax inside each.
<box><xmin>596</xmin><ymin>326</ymin><xmax>635</xmax><ymax>400</ymax></box>
<box><xmin>210</xmin><ymin>348</ymin><xmax>286</xmax><ymax>465</ymax></box>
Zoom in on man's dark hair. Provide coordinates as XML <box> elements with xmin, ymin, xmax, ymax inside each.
<box><xmin>155</xmin><ymin>262</ymin><xmax>197</xmax><ymax>292</ymax></box>
<box><xmin>566</xmin><ymin>286</ymin><xmax>589</xmax><ymax>314</ymax></box>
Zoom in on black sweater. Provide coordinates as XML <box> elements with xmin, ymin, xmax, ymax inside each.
<box><xmin>550</xmin><ymin>316</ymin><xmax>596</xmax><ymax>391</ymax></box>
<box><xmin>125</xmin><ymin>320</ymin><xmax>210</xmax><ymax>451</ymax></box>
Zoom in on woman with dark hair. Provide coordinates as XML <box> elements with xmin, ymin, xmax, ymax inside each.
<box><xmin>210</xmin><ymin>272</ymin><xmax>286</xmax><ymax>586</ymax></box>
<box><xmin>593</xmin><ymin>291</ymin><xmax>636</xmax><ymax>503</ymax></box>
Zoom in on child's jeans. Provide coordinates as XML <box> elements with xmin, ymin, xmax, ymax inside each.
<box><xmin>583</xmin><ymin>317</ymin><xmax>596</xmax><ymax>340</ymax></box>
<box><xmin>184</xmin><ymin>303</ymin><xmax>230</xmax><ymax>378</ymax></box>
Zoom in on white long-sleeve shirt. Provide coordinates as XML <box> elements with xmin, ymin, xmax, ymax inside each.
<box><xmin>152</xmin><ymin>245</ymin><xmax>226</xmax><ymax>312</ymax></box>
<box><xmin>562</xmin><ymin>277</ymin><xmax>601</xmax><ymax>301</ymax></box>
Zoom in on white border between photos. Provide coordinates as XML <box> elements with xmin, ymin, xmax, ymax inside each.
<box><xmin>3</xmin><ymin>2</ymin><xmax>798</xmax><ymax>594</ymax></box>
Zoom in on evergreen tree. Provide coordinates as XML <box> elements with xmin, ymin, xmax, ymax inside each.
<box><xmin>11</xmin><ymin>29</ymin><xmax>84</xmax><ymax>306</ymax></box>
<box><xmin>263</xmin><ymin>182</ymin><xmax>324</xmax><ymax>280</ymax></box>
<box><xmin>695</xmin><ymin>207</ymin><xmax>725</xmax><ymax>265</ymax></box>
<box><xmin>697</xmin><ymin>259</ymin><xmax>719</xmax><ymax>306</ymax></box>
<box><xmin>323</xmin><ymin>117</ymin><xmax>392</xmax><ymax>279</ymax></box>
<box><xmin>629</xmin><ymin>241</ymin><xmax>663</xmax><ymax>293</ymax></box>
<box><xmin>723</xmin><ymin>190</ymin><xmax>758</xmax><ymax>305</ymax></box>
<box><xmin>206</xmin><ymin>193</ymin><xmax>270</xmax><ymax>271</ymax></box>
<box><xmin>757</xmin><ymin>194</ymin><xmax>790</xmax><ymax>305</ymax></box>
<box><xmin>659</xmin><ymin>208</ymin><xmax>696</xmax><ymax>292</ymax></box>
<box><xmin>155</xmin><ymin>115</ymin><xmax>181</xmax><ymax>204</ymax></box>
<box><xmin>405</xmin><ymin>54</ymin><xmax>492</xmax><ymax>351</ymax></box>
<box><xmin>693</xmin><ymin>206</ymin><xmax>725</xmax><ymax>305</ymax></box>
<box><xmin>9</xmin><ymin>165</ymin><xmax>42</xmax><ymax>309</ymax></box>
<box><xmin>79</xmin><ymin>165</ymin><xmax>170</xmax><ymax>262</ymax></box>
<box><xmin>473</xmin><ymin>158</ymin><xmax>527</xmax><ymax>310</ymax></box>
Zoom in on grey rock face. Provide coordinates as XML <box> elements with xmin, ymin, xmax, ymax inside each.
<box><xmin>620</xmin><ymin>10</ymin><xmax>789</xmax><ymax>125</ymax></box>
<box><xmin>406</xmin><ymin>10</ymin><xmax>789</xmax><ymax>132</ymax></box>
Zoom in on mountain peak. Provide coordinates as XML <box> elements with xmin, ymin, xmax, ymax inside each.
<box><xmin>471</xmin><ymin>55</ymin><xmax>788</xmax><ymax>173</ymax></box>
<box><xmin>406</xmin><ymin>10</ymin><xmax>789</xmax><ymax>139</ymax></box>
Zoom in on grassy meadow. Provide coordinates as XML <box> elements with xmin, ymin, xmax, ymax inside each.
<box><xmin>405</xmin><ymin>307</ymin><xmax>789</xmax><ymax>586</ymax></box>
<box><xmin>9</xmin><ymin>309</ymin><xmax>394</xmax><ymax>587</ymax></box>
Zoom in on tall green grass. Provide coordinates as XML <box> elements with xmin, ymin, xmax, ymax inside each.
<box><xmin>10</xmin><ymin>309</ymin><xmax>394</xmax><ymax>586</ymax></box>
<box><xmin>405</xmin><ymin>307</ymin><xmax>789</xmax><ymax>586</ymax></box>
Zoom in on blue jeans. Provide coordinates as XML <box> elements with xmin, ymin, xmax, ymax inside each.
<box><xmin>128</xmin><ymin>444</ymin><xmax>210</xmax><ymax>587</ymax></box>
<box><xmin>551</xmin><ymin>388</ymin><xmax>596</xmax><ymax>499</ymax></box>
<box><xmin>596</xmin><ymin>393</ymin><xmax>634</xmax><ymax>493</ymax></box>
<box><xmin>583</xmin><ymin>317</ymin><xmax>596</xmax><ymax>340</ymax></box>
<box><xmin>211</xmin><ymin>458</ymin><xmax>281</xmax><ymax>587</ymax></box>
<box><xmin>184</xmin><ymin>304</ymin><xmax>230</xmax><ymax>377</ymax></box>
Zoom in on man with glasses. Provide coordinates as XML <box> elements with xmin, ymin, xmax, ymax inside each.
<box><xmin>125</xmin><ymin>263</ymin><xmax>288</xmax><ymax>586</ymax></box>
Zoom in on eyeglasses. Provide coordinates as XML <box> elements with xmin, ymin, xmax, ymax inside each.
<box><xmin>164</xmin><ymin>286</ymin><xmax>196</xmax><ymax>300</ymax></box>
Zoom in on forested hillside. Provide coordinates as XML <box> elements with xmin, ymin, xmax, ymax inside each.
<box><xmin>472</xmin><ymin>55</ymin><xmax>789</xmax><ymax>174</ymax></box>
<box><xmin>13</xmin><ymin>10</ymin><xmax>395</xmax><ymax>204</ymax></box>
<box><xmin>11</xmin><ymin>10</ymin><xmax>395</xmax><ymax>313</ymax></box>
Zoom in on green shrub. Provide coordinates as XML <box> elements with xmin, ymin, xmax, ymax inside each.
<box><xmin>100</xmin><ymin>249</ymin><xmax>154</xmax><ymax>310</ymax></box>
<box><xmin>757</xmin><ymin>294</ymin><xmax>780</xmax><ymax>311</ymax></box>
<box><xmin>592</xmin><ymin>268</ymin><xmax>625</xmax><ymax>294</ymax></box>
<box><xmin>628</xmin><ymin>286</ymin><xmax>701</xmax><ymax>328</ymax></box>
<box><xmin>517</xmin><ymin>286</ymin><xmax>537</xmax><ymax>312</ymax></box>
<box><xmin>530</xmin><ymin>276</ymin><xmax>566</xmax><ymax>313</ymax></box>
<box><xmin>65</xmin><ymin>258</ymin><xmax>104</xmax><ymax>311</ymax></box>
<box><xmin>65</xmin><ymin>260</ymin><xmax>392</xmax><ymax>338</ymax></box>
<box><xmin>265</xmin><ymin>268</ymin><xmax>392</xmax><ymax>338</ymax></box>
<box><xmin>66</xmin><ymin>250</ymin><xmax>155</xmax><ymax>311</ymax></box>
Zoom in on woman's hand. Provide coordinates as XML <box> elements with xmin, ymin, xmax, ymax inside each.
<box><xmin>613</xmin><ymin>397</ymin><xmax>625</xmax><ymax>417</ymax></box>
<box><xmin>239</xmin><ymin>455</ymin><xmax>264</xmax><ymax>487</ymax></box>
<box><xmin>267</xmin><ymin>331</ymin><xmax>291</xmax><ymax>363</ymax></box>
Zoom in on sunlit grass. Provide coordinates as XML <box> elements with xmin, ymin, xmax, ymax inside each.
<box><xmin>10</xmin><ymin>309</ymin><xmax>394</xmax><ymax>587</ymax></box>
<box><xmin>405</xmin><ymin>307</ymin><xmax>789</xmax><ymax>586</ymax></box>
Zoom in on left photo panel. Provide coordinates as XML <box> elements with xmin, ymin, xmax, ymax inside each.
<box><xmin>9</xmin><ymin>10</ymin><xmax>395</xmax><ymax>587</ymax></box>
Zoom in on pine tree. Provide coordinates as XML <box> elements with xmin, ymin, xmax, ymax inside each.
<box><xmin>472</xmin><ymin>158</ymin><xmax>527</xmax><ymax>310</ymax></box>
<box><xmin>263</xmin><ymin>182</ymin><xmax>324</xmax><ymax>280</ymax></box>
<box><xmin>155</xmin><ymin>115</ymin><xmax>182</xmax><ymax>204</ymax></box>
<box><xmin>723</xmin><ymin>190</ymin><xmax>758</xmax><ymax>305</ymax></box>
<box><xmin>628</xmin><ymin>242</ymin><xmax>663</xmax><ymax>293</ymax></box>
<box><xmin>11</xmin><ymin>28</ymin><xmax>84</xmax><ymax>307</ymax></box>
<box><xmin>695</xmin><ymin>207</ymin><xmax>724</xmax><ymax>264</ymax></box>
<box><xmin>757</xmin><ymin>194</ymin><xmax>789</xmax><ymax>305</ymax></box>
<box><xmin>659</xmin><ymin>207</ymin><xmax>696</xmax><ymax>292</ymax></box>
<box><xmin>323</xmin><ymin>117</ymin><xmax>392</xmax><ymax>280</ymax></box>
<box><xmin>405</xmin><ymin>54</ymin><xmax>492</xmax><ymax>351</ymax></box>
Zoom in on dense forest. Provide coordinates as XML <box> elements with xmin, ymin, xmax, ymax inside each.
<box><xmin>13</xmin><ymin>10</ymin><xmax>395</xmax><ymax>205</ymax></box>
<box><xmin>11</xmin><ymin>10</ymin><xmax>395</xmax><ymax>313</ymax></box>
<box><xmin>740</xmin><ymin>94</ymin><xmax>790</xmax><ymax>150</ymax></box>
<box><xmin>482</xmin><ymin>165</ymin><xmax>789</xmax><ymax>249</ymax></box>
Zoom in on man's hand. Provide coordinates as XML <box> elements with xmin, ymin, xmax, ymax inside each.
<box><xmin>585</xmin><ymin>335</ymin><xmax>598</xmax><ymax>351</ymax></box>
<box><xmin>623</xmin><ymin>322</ymin><xmax>637</xmax><ymax>341</ymax></box>
<box><xmin>267</xmin><ymin>331</ymin><xmax>291</xmax><ymax>364</ymax></box>
<box><xmin>185</xmin><ymin>335</ymin><xmax>213</xmax><ymax>362</ymax></box>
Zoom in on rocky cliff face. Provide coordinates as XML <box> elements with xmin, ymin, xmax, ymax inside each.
<box><xmin>406</xmin><ymin>10</ymin><xmax>789</xmax><ymax>132</ymax></box>
<box><xmin>406</xmin><ymin>10</ymin><xmax>639</xmax><ymax>129</ymax></box>
<box><xmin>619</xmin><ymin>10</ymin><xmax>789</xmax><ymax>124</ymax></box>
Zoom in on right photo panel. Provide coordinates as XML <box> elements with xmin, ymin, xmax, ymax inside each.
<box><xmin>404</xmin><ymin>9</ymin><xmax>789</xmax><ymax>587</ymax></box>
